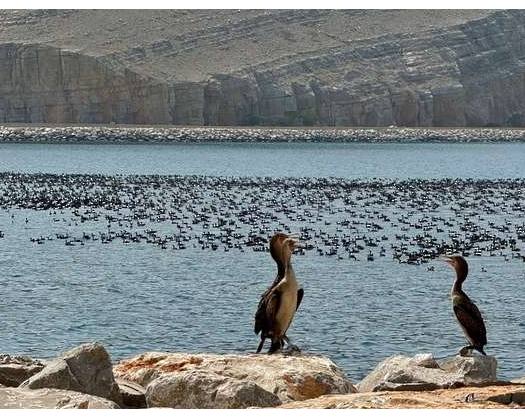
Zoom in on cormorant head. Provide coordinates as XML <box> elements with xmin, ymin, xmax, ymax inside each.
<box><xmin>281</xmin><ymin>234</ymin><xmax>302</xmax><ymax>263</ymax></box>
<box><xmin>269</xmin><ymin>233</ymin><xmax>289</xmax><ymax>262</ymax></box>
<box><xmin>440</xmin><ymin>255</ymin><xmax>469</xmax><ymax>280</ymax></box>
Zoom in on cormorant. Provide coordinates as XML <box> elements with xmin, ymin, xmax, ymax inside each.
<box><xmin>441</xmin><ymin>255</ymin><xmax>487</xmax><ymax>356</ymax></box>
<box><xmin>254</xmin><ymin>233</ymin><xmax>304</xmax><ymax>354</ymax></box>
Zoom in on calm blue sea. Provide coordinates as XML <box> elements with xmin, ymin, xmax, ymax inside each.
<box><xmin>0</xmin><ymin>141</ymin><xmax>524</xmax><ymax>382</ymax></box>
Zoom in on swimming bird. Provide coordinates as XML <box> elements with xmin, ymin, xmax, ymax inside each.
<box><xmin>254</xmin><ymin>233</ymin><xmax>304</xmax><ymax>354</ymax></box>
<box><xmin>441</xmin><ymin>255</ymin><xmax>487</xmax><ymax>356</ymax></box>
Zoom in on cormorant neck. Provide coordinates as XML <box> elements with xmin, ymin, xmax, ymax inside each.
<box><xmin>280</xmin><ymin>243</ymin><xmax>293</xmax><ymax>275</ymax></box>
<box><xmin>285</xmin><ymin>260</ymin><xmax>293</xmax><ymax>273</ymax></box>
<box><xmin>275</xmin><ymin>259</ymin><xmax>285</xmax><ymax>279</ymax></box>
<box><xmin>452</xmin><ymin>264</ymin><xmax>468</xmax><ymax>293</ymax></box>
<box><xmin>280</xmin><ymin>251</ymin><xmax>293</xmax><ymax>276</ymax></box>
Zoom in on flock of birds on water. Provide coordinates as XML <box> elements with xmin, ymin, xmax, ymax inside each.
<box><xmin>0</xmin><ymin>171</ymin><xmax>524</xmax><ymax>356</ymax></box>
<box><xmin>0</xmin><ymin>173</ymin><xmax>512</xmax><ymax>355</ymax></box>
<box><xmin>1</xmin><ymin>173</ymin><xmax>525</xmax><ymax>267</ymax></box>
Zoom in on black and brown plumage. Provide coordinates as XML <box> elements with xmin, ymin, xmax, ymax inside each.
<box><xmin>254</xmin><ymin>233</ymin><xmax>304</xmax><ymax>354</ymax></box>
<box><xmin>441</xmin><ymin>255</ymin><xmax>487</xmax><ymax>356</ymax></box>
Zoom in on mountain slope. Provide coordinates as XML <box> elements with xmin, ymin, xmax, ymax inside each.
<box><xmin>1</xmin><ymin>9</ymin><xmax>524</xmax><ymax>127</ymax></box>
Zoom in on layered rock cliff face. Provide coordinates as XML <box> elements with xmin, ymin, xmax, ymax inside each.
<box><xmin>0</xmin><ymin>44</ymin><xmax>171</xmax><ymax>124</ymax></box>
<box><xmin>0</xmin><ymin>10</ymin><xmax>524</xmax><ymax>126</ymax></box>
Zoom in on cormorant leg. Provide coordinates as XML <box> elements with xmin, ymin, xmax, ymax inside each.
<box><xmin>268</xmin><ymin>337</ymin><xmax>283</xmax><ymax>354</ymax></box>
<box><xmin>285</xmin><ymin>344</ymin><xmax>301</xmax><ymax>353</ymax></box>
<box><xmin>459</xmin><ymin>345</ymin><xmax>474</xmax><ymax>356</ymax></box>
<box><xmin>476</xmin><ymin>347</ymin><xmax>487</xmax><ymax>356</ymax></box>
<box><xmin>256</xmin><ymin>337</ymin><xmax>266</xmax><ymax>354</ymax></box>
<box><xmin>281</xmin><ymin>335</ymin><xmax>301</xmax><ymax>354</ymax></box>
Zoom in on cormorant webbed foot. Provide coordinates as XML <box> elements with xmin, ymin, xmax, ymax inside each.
<box><xmin>282</xmin><ymin>344</ymin><xmax>301</xmax><ymax>355</ymax></box>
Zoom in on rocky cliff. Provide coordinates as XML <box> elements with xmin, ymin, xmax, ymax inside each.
<box><xmin>0</xmin><ymin>10</ymin><xmax>524</xmax><ymax>127</ymax></box>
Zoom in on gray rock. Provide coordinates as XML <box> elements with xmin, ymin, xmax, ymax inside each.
<box><xmin>21</xmin><ymin>359</ymin><xmax>83</xmax><ymax>392</ymax></box>
<box><xmin>20</xmin><ymin>342</ymin><xmax>121</xmax><ymax>405</ymax></box>
<box><xmin>440</xmin><ymin>354</ymin><xmax>498</xmax><ymax>385</ymax></box>
<box><xmin>146</xmin><ymin>370</ymin><xmax>281</xmax><ymax>409</ymax></box>
<box><xmin>0</xmin><ymin>387</ymin><xmax>118</xmax><ymax>408</ymax></box>
<box><xmin>0</xmin><ymin>354</ymin><xmax>45</xmax><ymax>387</ymax></box>
<box><xmin>358</xmin><ymin>353</ymin><xmax>498</xmax><ymax>392</ymax></box>
<box><xmin>116</xmin><ymin>378</ymin><xmax>146</xmax><ymax>408</ymax></box>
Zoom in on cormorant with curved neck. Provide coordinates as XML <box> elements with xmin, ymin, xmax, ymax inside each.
<box><xmin>254</xmin><ymin>233</ymin><xmax>304</xmax><ymax>354</ymax></box>
<box><xmin>254</xmin><ymin>233</ymin><xmax>287</xmax><ymax>353</ymax></box>
<box><xmin>441</xmin><ymin>255</ymin><xmax>487</xmax><ymax>356</ymax></box>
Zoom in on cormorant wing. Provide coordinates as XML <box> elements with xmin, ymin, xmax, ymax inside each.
<box><xmin>254</xmin><ymin>282</ymin><xmax>282</xmax><ymax>335</ymax></box>
<box><xmin>254</xmin><ymin>290</ymin><xmax>269</xmax><ymax>335</ymax></box>
<box><xmin>296</xmin><ymin>288</ymin><xmax>304</xmax><ymax>311</ymax></box>
<box><xmin>265</xmin><ymin>290</ymin><xmax>281</xmax><ymax>331</ymax></box>
<box><xmin>453</xmin><ymin>299</ymin><xmax>487</xmax><ymax>346</ymax></box>
<box><xmin>254</xmin><ymin>271</ymin><xmax>284</xmax><ymax>335</ymax></box>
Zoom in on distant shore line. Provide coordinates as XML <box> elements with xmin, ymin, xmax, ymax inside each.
<box><xmin>2</xmin><ymin>125</ymin><xmax>525</xmax><ymax>144</ymax></box>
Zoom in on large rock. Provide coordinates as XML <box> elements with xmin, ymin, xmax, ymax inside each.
<box><xmin>20</xmin><ymin>342</ymin><xmax>121</xmax><ymax>405</ymax></box>
<box><xmin>358</xmin><ymin>353</ymin><xmax>498</xmax><ymax>392</ymax></box>
<box><xmin>114</xmin><ymin>352</ymin><xmax>356</xmax><ymax>408</ymax></box>
<box><xmin>0</xmin><ymin>354</ymin><xmax>45</xmax><ymax>387</ymax></box>
<box><xmin>439</xmin><ymin>355</ymin><xmax>498</xmax><ymax>383</ymax></box>
<box><xmin>280</xmin><ymin>384</ymin><xmax>525</xmax><ymax>408</ymax></box>
<box><xmin>0</xmin><ymin>387</ymin><xmax>118</xmax><ymax>409</ymax></box>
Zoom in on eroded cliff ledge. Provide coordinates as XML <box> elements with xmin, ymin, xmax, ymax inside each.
<box><xmin>0</xmin><ymin>10</ymin><xmax>524</xmax><ymax>127</ymax></box>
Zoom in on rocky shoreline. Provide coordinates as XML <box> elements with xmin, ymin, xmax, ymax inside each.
<box><xmin>2</xmin><ymin>125</ymin><xmax>525</xmax><ymax>144</ymax></box>
<box><xmin>1</xmin><ymin>342</ymin><xmax>524</xmax><ymax>409</ymax></box>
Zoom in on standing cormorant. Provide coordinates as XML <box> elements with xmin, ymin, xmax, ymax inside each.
<box><xmin>441</xmin><ymin>255</ymin><xmax>487</xmax><ymax>356</ymax></box>
<box><xmin>254</xmin><ymin>233</ymin><xmax>304</xmax><ymax>354</ymax></box>
<box><xmin>254</xmin><ymin>232</ymin><xmax>287</xmax><ymax>353</ymax></box>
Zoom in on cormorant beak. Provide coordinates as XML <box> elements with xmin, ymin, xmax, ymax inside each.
<box><xmin>439</xmin><ymin>255</ymin><xmax>454</xmax><ymax>266</ymax></box>
<box><xmin>288</xmin><ymin>237</ymin><xmax>304</xmax><ymax>249</ymax></box>
<box><xmin>288</xmin><ymin>233</ymin><xmax>303</xmax><ymax>246</ymax></box>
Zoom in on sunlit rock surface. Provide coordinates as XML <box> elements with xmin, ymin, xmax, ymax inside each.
<box><xmin>280</xmin><ymin>384</ymin><xmax>525</xmax><ymax>408</ymax></box>
<box><xmin>0</xmin><ymin>387</ymin><xmax>118</xmax><ymax>409</ymax></box>
<box><xmin>114</xmin><ymin>352</ymin><xmax>356</xmax><ymax>408</ymax></box>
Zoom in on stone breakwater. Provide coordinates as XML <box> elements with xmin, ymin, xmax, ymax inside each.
<box><xmin>1</xmin><ymin>342</ymin><xmax>525</xmax><ymax>409</ymax></box>
<box><xmin>2</xmin><ymin>125</ymin><xmax>525</xmax><ymax>144</ymax></box>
